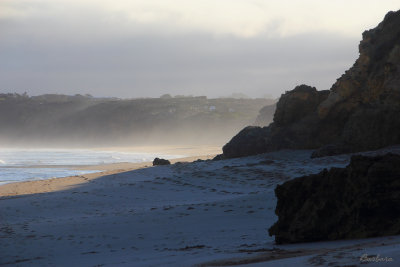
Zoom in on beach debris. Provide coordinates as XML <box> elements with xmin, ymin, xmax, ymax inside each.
<box><xmin>152</xmin><ymin>157</ymin><xmax>171</xmax><ymax>166</ymax></box>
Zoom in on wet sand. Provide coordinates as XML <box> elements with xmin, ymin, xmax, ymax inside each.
<box><xmin>0</xmin><ymin>154</ymin><xmax>216</xmax><ymax>197</ymax></box>
<box><xmin>0</xmin><ymin>144</ymin><xmax>222</xmax><ymax>197</ymax></box>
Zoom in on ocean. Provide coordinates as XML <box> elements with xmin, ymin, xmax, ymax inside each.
<box><xmin>0</xmin><ymin>148</ymin><xmax>182</xmax><ymax>185</ymax></box>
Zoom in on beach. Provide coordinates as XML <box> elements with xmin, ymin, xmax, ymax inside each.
<box><xmin>1</xmin><ymin>147</ymin><xmax>400</xmax><ymax>266</ymax></box>
<box><xmin>2</xmin><ymin>6</ymin><xmax>400</xmax><ymax>267</ymax></box>
<box><xmin>0</xmin><ymin>145</ymin><xmax>220</xmax><ymax>196</ymax></box>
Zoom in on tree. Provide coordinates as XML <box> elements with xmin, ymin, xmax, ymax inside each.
<box><xmin>160</xmin><ymin>94</ymin><xmax>172</xmax><ymax>99</ymax></box>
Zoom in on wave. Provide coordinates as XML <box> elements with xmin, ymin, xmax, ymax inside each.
<box><xmin>0</xmin><ymin>148</ymin><xmax>184</xmax><ymax>185</ymax></box>
<box><xmin>0</xmin><ymin>149</ymin><xmax>182</xmax><ymax>166</ymax></box>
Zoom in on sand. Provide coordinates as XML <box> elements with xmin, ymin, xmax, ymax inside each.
<box><xmin>0</xmin><ymin>153</ymin><xmax>216</xmax><ymax>197</ymax></box>
<box><xmin>1</xmin><ymin>146</ymin><xmax>399</xmax><ymax>266</ymax></box>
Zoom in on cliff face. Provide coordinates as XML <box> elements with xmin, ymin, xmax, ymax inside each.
<box><xmin>268</xmin><ymin>153</ymin><xmax>400</xmax><ymax>244</ymax></box>
<box><xmin>317</xmin><ymin>10</ymin><xmax>400</xmax><ymax>153</ymax></box>
<box><xmin>223</xmin><ymin>10</ymin><xmax>400</xmax><ymax>158</ymax></box>
<box><xmin>223</xmin><ymin>85</ymin><xmax>330</xmax><ymax>158</ymax></box>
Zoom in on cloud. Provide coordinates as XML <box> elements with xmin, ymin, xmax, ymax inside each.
<box><xmin>2</xmin><ymin>0</ymin><xmax>399</xmax><ymax>38</ymax></box>
<box><xmin>0</xmin><ymin>0</ymin><xmax>398</xmax><ymax>98</ymax></box>
<box><xmin>0</xmin><ymin>31</ymin><xmax>358</xmax><ymax>98</ymax></box>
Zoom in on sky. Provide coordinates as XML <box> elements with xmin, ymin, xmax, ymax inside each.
<box><xmin>0</xmin><ymin>1</ymin><xmax>399</xmax><ymax>99</ymax></box>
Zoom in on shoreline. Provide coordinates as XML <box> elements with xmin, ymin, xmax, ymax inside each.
<box><xmin>1</xmin><ymin>147</ymin><xmax>399</xmax><ymax>266</ymax></box>
<box><xmin>0</xmin><ymin>154</ymin><xmax>216</xmax><ymax>197</ymax></box>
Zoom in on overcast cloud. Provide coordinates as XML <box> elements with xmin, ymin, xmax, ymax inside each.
<box><xmin>0</xmin><ymin>0</ymin><xmax>399</xmax><ymax>98</ymax></box>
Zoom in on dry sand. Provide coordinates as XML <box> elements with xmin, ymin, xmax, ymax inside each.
<box><xmin>0</xmin><ymin>145</ymin><xmax>220</xmax><ymax>197</ymax></box>
<box><xmin>2</xmin><ymin>147</ymin><xmax>398</xmax><ymax>266</ymax></box>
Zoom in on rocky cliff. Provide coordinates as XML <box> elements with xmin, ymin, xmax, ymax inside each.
<box><xmin>268</xmin><ymin>153</ymin><xmax>400</xmax><ymax>244</ymax></box>
<box><xmin>222</xmin><ymin>10</ymin><xmax>400</xmax><ymax>158</ymax></box>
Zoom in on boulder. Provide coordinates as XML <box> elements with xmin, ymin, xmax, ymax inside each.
<box><xmin>212</xmin><ymin>154</ymin><xmax>225</xmax><ymax>161</ymax></box>
<box><xmin>311</xmin><ymin>143</ymin><xmax>352</xmax><ymax>158</ymax></box>
<box><xmin>268</xmin><ymin>153</ymin><xmax>400</xmax><ymax>244</ymax></box>
<box><xmin>222</xmin><ymin>126</ymin><xmax>270</xmax><ymax>158</ymax></box>
<box><xmin>152</xmin><ymin>157</ymin><xmax>171</xmax><ymax>166</ymax></box>
<box><xmin>274</xmin><ymin>85</ymin><xmax>328</xmax><ymax>127</ymax></box>
<box><xmin>223</xmin><ymin>86</ymin><xmax>329</xmax><ymax>158</ymax></box>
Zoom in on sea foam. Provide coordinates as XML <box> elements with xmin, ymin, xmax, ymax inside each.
<box><xmin>0</xmin><ymin>148</ymin><xmax>182</xmax><ymax>185</ymax></box>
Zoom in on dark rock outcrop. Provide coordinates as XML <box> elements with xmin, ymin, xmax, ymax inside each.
<box><xmin>273</xmin><ymin>85</ymin><xmax>329</xmax><ymax>127</ymax></box>
<box><xmin>268</xmin><ymin>153</ymin><xmax>400</xmax><ymax>244</ymax></box>
<box><xmin>310</xmin><ymin>143</ymin><xmax>352</xmax><ymax>158</ymax></box>
<box><xmin>152</xmin><ymin>158</ymin><xmax>171</xmax><ymax>166</ymax></box>
<box><xmin>223</xmin><ymin>85</ymin><xmax>329</xmax><ymax>157</ymax></box>
<box><xmin>212</xmin><ymin>154</ymin><xmax>225</xmax><ymax>161</ymax></box>
<box><xmin>223</xmin><ymin>10</ymin><xmax>400</xmax><ymax>158</ymax></box>
<box><xmin>222</xmin><ymin>126</ymin><xmax>270</xmax><ymax>158</ymax></box>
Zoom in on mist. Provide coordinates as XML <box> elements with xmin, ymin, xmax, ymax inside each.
<box><xmin>0</xmin><ymin>93</ymin><xmax>275</xmax><ymax>148</ymax></box>
<box><xmin>1</xmin><ymin>1</ymin><xmax>399</xmax><ymax>148</ymax></box>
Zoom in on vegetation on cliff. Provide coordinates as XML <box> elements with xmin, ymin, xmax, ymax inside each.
<box><xmin>0</xmin><ymin>93</ymin><xmax>274</xmax><ymax>146</ymax></box>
